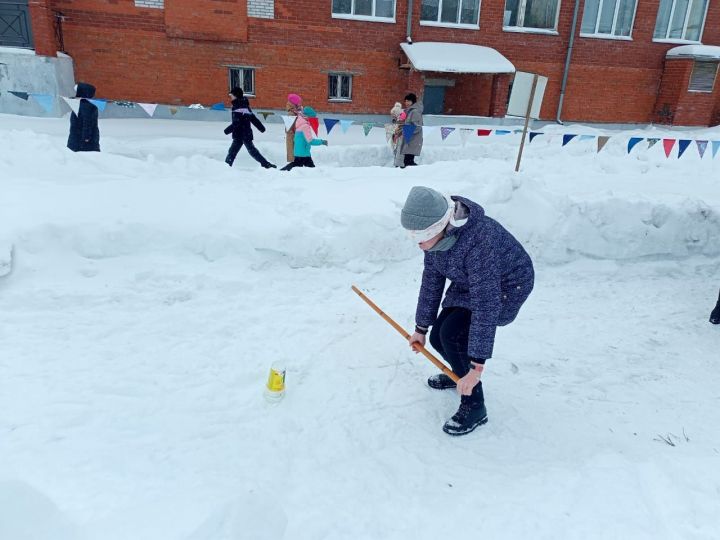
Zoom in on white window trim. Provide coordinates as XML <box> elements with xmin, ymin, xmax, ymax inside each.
<box><xmin>419</xmin><ymin>0</ymin><xmax>482</xmax><ymax>27</ymax></box>
<box><xmin>420</xmin><ymin>20</ymin><xmax>480</xmax><ymax>29</ymax></box>
<box><xmin>652</xmin><ymin>37</ymin><xmax>703</xmax><ymax>44</ymax></box>
<box><xmin>228</xmin><ymin>66</ymin><xmax>256</xmax><ymax>97</ymax></box>
<box><xmin>687</xmin><ymin>61</ymin><xmax>718</xmax><ymax>93</ymax></box>
<box><xmin>503</xmin><ymin>26</ymin><xmax>558</xmax><ymax>34</ymax></box>
<box><xmin>653</xmin><ymin>0</ymin><xmax>709</xmax><ymax>42</ymax></box>
<box><xmin>328</xmin><ymin>73</ymin><xmax>353</xmax><ymax>101</ymax></box>
<box><xmin>331</xmin><ymin>1</ymin><xmax>396</xmax><ymax>23</ymax></box>
<box><xmin>503</xmin><ymin>0</ymin><xmax>562</xmax><ymax>31</ymax></box>
<box><xmin>580</xmin><ymin>0</ymin><xmax>638</xmax><ymax>38</ymax></box>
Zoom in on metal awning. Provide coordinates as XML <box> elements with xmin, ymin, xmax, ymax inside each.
<box><xmin>400</xmin><ymin>42</ymin><xmax>515</xmax><ymax>74</ymax></box>
<box><xmin>666</xmin><ymin>45</ymin><xmax>720</xmax><ymax>60</ymax></box>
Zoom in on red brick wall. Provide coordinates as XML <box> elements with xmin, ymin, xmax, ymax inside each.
<box><xmin>29</xmin><ymin>0</ymin><xmax>58</xmax><ymax>56</ymax></box>
<box><xmin>31</xmin><ymin>0</ymin><xmax>720</xmax><ymax>125</ymax></box>
<box><xmin>654</xmin><ymin>59</ymin><xmax>720</xmax><ymax>126</ymax></box>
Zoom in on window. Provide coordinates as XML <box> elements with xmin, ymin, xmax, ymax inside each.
<box><xmin>420</xmin><ymin>0</ymin><xmax>481</xmax><ymax>26</ymax></box>
<box><xmin>332</xmin><ymin>0</ymin><xmax>395</xmax><ymax>20</ymax></box>
<box><xmin>688</xmin><ymin>61</ymin><xmax>718</xmax><ymax>92</ymax></box>
<box><xmin>653</xmin><ymin>0</ymin><xmax>707</xmax><ymax>42</ymax></box>
<box><xmin>328</xmin><ymin>74</ymin><xmax>352</xmax><ymax>101</ymax></box>
<box><xmin>229</xmin><ymin>67</ymin><xmax>255</xmax><ymax>96</ymax></box>
<box><xmin>503</xmin><ymin>0</ymin><xmax>560</xmax><ymax>30</ymax></box>
<box><xmin>581</xmin><ymin>0</ymin><xmax>636</xmax><ymax>37</ymax></box>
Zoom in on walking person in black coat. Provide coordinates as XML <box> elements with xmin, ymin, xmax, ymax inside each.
<box><xmin>710</xmin><ymin>290</ymin><xmax>720</xmax><ymax>324</ymax></box>
<box><xmin>67</xmin><ymin>82</ymin><xmax>100</xmax><ymax>152</ymax></box>
<box><xmin>224</xmin><ymin>87</ymin><xmax>276</xmax><ymax>169</ymax></box>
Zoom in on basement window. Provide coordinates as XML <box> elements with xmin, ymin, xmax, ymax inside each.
<box><xmin>328</xmin><ymin>73</ymin><xmax>353</xmax><ymax>101</ymax></box>
<box><xmin>228</xmin><ymin>67</ymin><xmax>255</xmax><ymax>97</ymax></box>
<box><xmin>688</xmin><ymin>61</ymin><xmax>718</xmax><ymax>92</ymax></box>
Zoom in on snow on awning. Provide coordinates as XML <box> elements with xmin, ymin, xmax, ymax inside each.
<box><xmin>666</xmin><ymin>45</ymin><xmax>720</xmax><ymax>60</ymax></box>
<box><xmin>400</xmin><ymin>42</ymin><xmax>515</xmax><ymax>74</ymax></box>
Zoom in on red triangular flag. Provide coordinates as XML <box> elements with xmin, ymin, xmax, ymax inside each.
<box><xmin>477</xmin><ymin>129</ymin><xmax>492</xmax><ymax>136</ymax></box>
<box><xmin>662</xmin><ymin>139</ymin><xmax>676</xmax><ymax>158</ymax></box>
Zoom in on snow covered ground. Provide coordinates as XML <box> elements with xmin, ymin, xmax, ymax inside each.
<box><xmin>1</xmin><ymin>113</ymin><xmax>719</xmax><ymax>540</ymax></box>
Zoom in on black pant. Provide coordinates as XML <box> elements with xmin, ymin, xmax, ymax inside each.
<box><xmin>225</xmin><ymin>139</ymin><xmax>270</xmax><ymax>167</ymax></box>
<box><xmin>403</xmin><ymin>154</ymin><xmax>417</xmax><ymax>167</ymax></box>
<box><xmin>281</xmin><ymin>156</ymin><xmax>315</xmax><ymax>171</ymax></box>
<box><xmin>429</xmin><ymin>307</ymin><xmax>484</xmax><ymax>405</ymax></box>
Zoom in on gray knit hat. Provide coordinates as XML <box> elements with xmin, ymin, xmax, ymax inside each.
<box><xmin>401</xmin><ymin>186</ymin><xmax>449</xmax><ymax>230</ymax></box>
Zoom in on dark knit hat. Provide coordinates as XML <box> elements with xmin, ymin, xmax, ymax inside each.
<box><xmin>404</xmin><ymin>93</ymin><xmax>417</xmax><ymax>104</ymax></box>
<box><xmin>230</xmin><ymin>87</ymin><xmax>244</xmax><ymax>98</ymax></box>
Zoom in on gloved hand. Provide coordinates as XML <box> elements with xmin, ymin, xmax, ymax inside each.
<box><xmin>321</xmin><ymin>139</ymin><xmax>329</xmax><ymax>146</ymax></box>
<box><xmin>223</xmin><ymin>126</ymin><xmax>232</xmax><ymax>135</ymax></box>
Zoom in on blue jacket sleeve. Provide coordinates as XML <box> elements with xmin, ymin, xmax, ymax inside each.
<box><xmin>415</xmin><ymin>253</ymin><xmax>446</xmax><ymax>328</ymax></box>
<box><xmin>310</xmin><ymin>138</ymin><xmax>324</xmax><ymax>146</ymax></box>
<box><xmin>466</xmin><ymin>247</ymin><xmax>502</xmax><ymax>359</ymax></box>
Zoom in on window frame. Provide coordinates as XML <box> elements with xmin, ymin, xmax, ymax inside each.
<box><xmin>419</xmin><ymin>0</ymin><xmax>482</xmax><ymax>29</ymax></box>
<box><xmin>579</xmin><ymin>0</ymin><xmax>638</xmax><ymax>40</ymax></box>
<box><xmin>331</xmin><ymin>0</ymin><xmax>397</xmax><ymax>23</ymax></box>
<box><xmin>502</xmin><ymin>0</ymin><xmax>562</xmax><ymax>32</ymax></box>
<box><xmin>228</xmin><ymin>66</ymin><xmax>256</xmax><ymax>97</ymax></box>
<box><xmin>688</xmin><ymin>60</ymin><xmax>718</xmax><ymax>93</ymax></box>
<box><xmin>652</xmin><ymin>0</ymin><xmax>709</xmax><ymax>43</ymax></box>
<box><xmin>328</xmin><ymin>73</ymin><xmax>353</xmax><ymax>102</ymax></box>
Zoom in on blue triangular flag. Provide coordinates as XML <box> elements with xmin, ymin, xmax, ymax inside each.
<box><xmin>528</xmin><ymin>132</ymin><xmax>543</xmax><ymax>143</ymax></box>
<box><xmin>494</xmin><ymin>129</ymin><xmax>512</xmax><ymax>135</ymax></box>
<box><xmin>579</xmin><ymin>135</ymin><xmax>596</xmax><ymax>141</ymax></box>
<box><xmin>324</xmin><ymin>118</ymin><xmax>339</xmax><ymax>134</ymax></box>
<box><xmin>30</xmin><ymin>93</ymin><xmax>55</xmax><ymax>113</ymax></box>
<box><xmin>88</xmin><ymin>99</ymin><xmax>107</xmax><ymax>112</ymax></box>
<box><xmin>712</xmin><ymin>141</ymin><xmax>720</xmax><ymax>159</ymax></box>
<box><xmin>339</xmin><ymin>120</ymin><xmax>353</xmax><ymax>133</ymax></box>
<box><xmin>677</xmin><ymin>139</ymin><xmax>692</xmax><ymax>158</ymax></box>
<box><xmin>627</xmin><ymin>137</ymin><xmax>643</xmax><ymax>154</ymax></box>
<box><xmin>562</xmin><ymin>134</ymin><xmax>578</xmax><ymax>146</ymax></box>
<box><xmin>211</xmin><ymin>102</ymin><xmax>225</xmax><ymax>110</ymax></box>
<box><xmin>402</xmin><ymin>124</ymin><xmax>416</xmax><ymax>140</ymax></box>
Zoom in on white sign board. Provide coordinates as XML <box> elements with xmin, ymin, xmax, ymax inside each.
<box><xmin>507</xmin><ymin>71</ymin><xmax>548</xmax><ymax>119</ymax></box>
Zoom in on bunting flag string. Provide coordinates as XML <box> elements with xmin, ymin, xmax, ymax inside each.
<box><xmin>677</xmin><ymin>139</ymin><xmax>692</xmax><ymax>158</ymax></box>
<box><xmin>61</xmin><ymin>97</ymin><xmax>81</xmax><ymax>116</ymax></box>
<box><xmin>696</xmin><ymin>140</ymin><xmax>708</xmax><ymax>158</ymax></box>
<box><xmin>562</xmin><ymin>134</ymin><xmax>578</xmax><ymax>147</ymax></box>
<box><xmin>529</xmin><ymin>132</ymin><xmax>543</xmax><ymax>143</ymax></box>
<box><xmin>440</xmin><ymin>127</ymin><xmax>455</xmax><ymax>141</ymax></box>
<box><xmin>339</xmin><ymin>120</ymin><xmax>353</xmax><ymax>134</ymax></box>
<box><xmin>627</xmin><ymin>137</ymin><xmax>643</xmax><ymax>154</ymax></box>
<box><xmin>597</xmin><ymin>136</ymin><xmax>610</xmax><ymax>153</ymax></box>
<box><xmin>362</xmin><ymin>123</ymin><xmax>373</xmax><ymax>136</ymax></box>
<box><xmin>324</xmin><ymin>118</ymin><xmax>339</xmax><ymax>135</ymax></box>
<box><xmin>663</xmin><ymin>139</ymin><xmax>676</xmax><ymax>158</ymax></box>
<box><xmin>402</xmin><ymin>124</ymin><xmax>416</xmax><ymax>141</ymax></box>
<box><xmin>138</xmin><ymin>103</ymin><xmax>158</xmax><ymax>117</ymax></box>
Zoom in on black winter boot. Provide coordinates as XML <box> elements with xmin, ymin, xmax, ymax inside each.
<box><xmin>710</xmin><ymin>291</ymin><xmax>720</xmax><ymax>324</ymax></box>
<box><xmin>428</xmin><ymin>373</ymin><xmax>457</xmax><ymax>390</ymax></box>
<box><xmin>443</xmin><ymin>396</ymin><xmax>488</xmax><ymax>436</ymax></box>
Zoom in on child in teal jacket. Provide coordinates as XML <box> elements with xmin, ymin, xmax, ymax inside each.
<box><xmin>281</xmin><ymin>106</ymin><xmax>327</xmax><ymax>171</ymax></box>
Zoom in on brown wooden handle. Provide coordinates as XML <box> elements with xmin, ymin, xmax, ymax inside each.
<box><xmin>351</xmin><ymin>285</ymin><xmax>459</xmax><ymax>383</ymax></box>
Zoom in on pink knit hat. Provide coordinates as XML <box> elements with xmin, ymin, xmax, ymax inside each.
<box><xmin>287</xmin><ymin>93</ymin><xmax>302</xmax><ymax>106</ymax></box>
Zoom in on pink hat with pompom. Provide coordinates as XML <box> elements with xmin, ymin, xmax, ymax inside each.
<box><xmin>287</xmin><ymin>93</ymin><xmax>302</xmax><ymax>106</ymax></box>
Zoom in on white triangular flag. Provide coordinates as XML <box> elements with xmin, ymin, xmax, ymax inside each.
<box><xmin>281</xmin><ymin>115</ymin><xmax>296</xmax><ymax>131</ymax></box>
<box><xmin>138</xmin><ymin>103</ymin><xmax>158</xmax><ymax>117</ymax></box>
<box><xmin>459</xmin><ymin>129</ymin><xmax>472</xmax><ymax>146</ymax></box>
<box><xmin>62</xmin><ymin>97</ymin><xmax>80</xmax><ymax>115</ymax></box>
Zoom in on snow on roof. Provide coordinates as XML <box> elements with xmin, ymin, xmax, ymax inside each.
<box><xmin>400</xmin><ymin>42</ymin><xmax>515</xmax><ymax>74</ymax></box>
<box><xmin>666</xmin><ymin>45</ymin><xmax>720</xmax><ymax>60</ymax></box>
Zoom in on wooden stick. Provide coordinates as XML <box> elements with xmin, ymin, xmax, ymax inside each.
<box><xmin>515</xmin><ymin>73</ymin><xmax>539</xmax><ymax>173</ymax></box>
<box><xmin>351</xmin><ymin>285</ymin><xmax>459</xmax><ymax>383</ymax></box>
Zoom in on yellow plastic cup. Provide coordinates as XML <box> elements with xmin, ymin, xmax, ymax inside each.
<box><xmin>265</xmin><ymin>364</ymin><xmax>286</xmax><ymax>401</ymax></box>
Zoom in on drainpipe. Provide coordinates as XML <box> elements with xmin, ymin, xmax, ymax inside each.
<box><xmin>406</xmin><ymin>0</ymin><xmax>413</xmax><ymax>43</ymax></box>
<box><xmin>556</xmin><ymin>0</ymin><xmax>581</xmax><ymax>124</ymax></box>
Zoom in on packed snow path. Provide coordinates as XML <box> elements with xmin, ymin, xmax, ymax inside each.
<box><xmin>1</xmin><ymin>115</ymin><xmax>719</xmax><ymax>539</ymax></box>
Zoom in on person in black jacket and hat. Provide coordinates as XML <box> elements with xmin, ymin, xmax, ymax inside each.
<box><xmin>67</xmin><ymin>82</ymin><xmax>100</xmax><ymax>152</ymax></box>
<box><xmin>710</xmin><ymin>290</ymin><xmax>720</xmax><ymax>325</ymax></box>
<box><xmin>224</xmin><ymin>87</ymin><xmax>276</xmax><ymax>169</ymax></box>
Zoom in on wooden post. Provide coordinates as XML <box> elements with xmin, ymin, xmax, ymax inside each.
<box><xmin>515</xmin><ymin>74</ymin><xmax>539</xmax><ymax>173</ymax></box>
<box><xmin>351</xmin><ymin>285</ymin><xmax>459</xmax><ymax>383</ymax></box>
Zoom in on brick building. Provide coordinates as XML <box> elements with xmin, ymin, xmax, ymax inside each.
<box><xmin>6</xmin><ymin>0</ymin><xmax>720</xmax><ymax>125</ymax></box>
